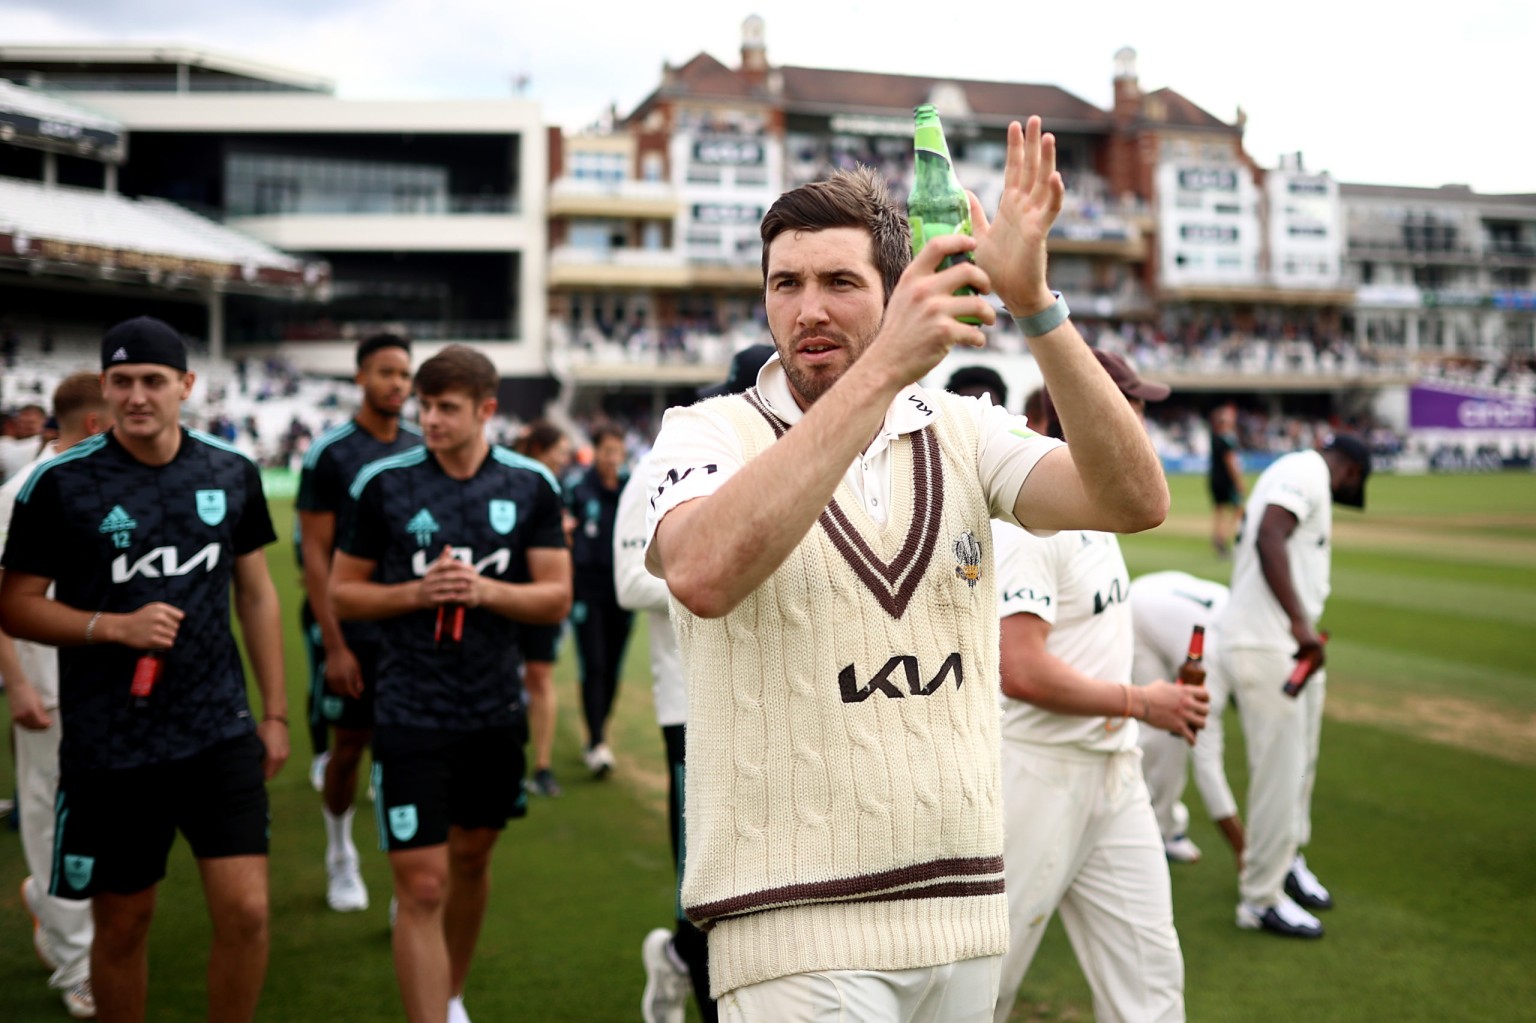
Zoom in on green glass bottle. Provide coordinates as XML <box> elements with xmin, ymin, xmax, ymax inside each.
<box><xmin>908</xmin><ymin>103</ymin><xmax>979</xmax><ymax>323</ymax></box>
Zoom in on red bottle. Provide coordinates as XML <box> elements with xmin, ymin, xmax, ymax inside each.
<box><xmin>435</xmin><ymin>603</ymin><xmax>464</xmax><ymax>650</ymax></box>
<box><xmin>1282</xmin><ymin>631</ymin><xmax>1330</xmax><ymax>697</ymax></box>
<box><xmin>130</xmin><ymin>652</ymin><xmax>164</xmax><ymax>710</ymax></box>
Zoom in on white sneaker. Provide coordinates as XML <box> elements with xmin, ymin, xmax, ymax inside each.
<box><xmin>1286</xmin><ymin>853</ymin><xmax>1334</xmax><ymax>910</ymax></box>
<box><xmin>1164</xmin><ymin>834</ymin><xmax>1203</xmax><ymax>863</ymax></box>
<box><xmin>326</xmin><ymin>860</ymin><xmax>369</xmax><ymax>912</ymax></box>
<box><xmin>447</xmin><ymin>994</ymin><xmax>471</xmax><ymax>1023</ymax></box>
<box><xmin>641</xmin><ymin>928</ymin><xmax>689</xmax><ymax>1023</ymax></box>
<box><xmin>21</xmin><ymin>876</ymin><xmax>60</xmax><ymax>971</ymax></box>
<box><xmin>585</xmin><ymin>743</ymin><xmax>614</xmax><ymax>778</ymax></box>
<box><xmin>1236</xmin><ymin>894</ymin><xmax>1324</xmax><ymax>938</ymax></box>
<box><xmin>1172</xmin><ymin>801</ymin><xmax>1191</xmax><ymax>835</ymax></box>
<box><xmin>309</xmin><ymin>751</ymin><xmax>331</xmax><ymax>793</ymax></box>
<box><xmin>63</xmin><ymin>977</ymin><xmax>96</xmax><ymax>1019</ymax></box>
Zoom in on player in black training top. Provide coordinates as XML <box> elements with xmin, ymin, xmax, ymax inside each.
<box><xmin>332</xmin><ymin>344</ymin><xmax>570</xmax><ymax>1023</ymax></box>
<box><xmin>0</xmin><ymin>316</ymin><xmax>287</xmax><ymax>1023</ymax></box>
<box><xmin>296</xmin><ymin>333</ymin><xmax>419</xmax><ymax>914</ymax></box>
<box><xmin>1208</xmin><ymin>402</ymin><xmax>1246</xmax><ymax>557</ymax></box>
<box><xmin>567</xmin><ymin>422</ymin><xmax>633</xmax><ymax>778</ymax></box>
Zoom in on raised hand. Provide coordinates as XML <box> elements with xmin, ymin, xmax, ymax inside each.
<box><xmin>969</xmin><ymin>116</ymin><xmax>1065</xmax><ymax>317</ymax></box>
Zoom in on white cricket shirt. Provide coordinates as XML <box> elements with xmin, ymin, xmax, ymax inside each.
<box><xmin>1129</xmin><ymin>570</ymin><xmax>1229</xmax><ymax>685</ymax></box>
<box><xmin>0</xmin><ymin>442</ymin><xmax>61</xmax><ymax>706</ymax></box>
<box><xmin>613</xmin><ymin>453</ymin><xmax>686</xmax><ymax>728</ymax></box>
<box><xmin>1215</xmin><ymin>449</ymin><xmax>1333</xmax><ymax>651</ymax></box>
<box><xmin>994</xmin><ymin>521</ymin><xmax>1136</xmax><ymax>753</ymax></box>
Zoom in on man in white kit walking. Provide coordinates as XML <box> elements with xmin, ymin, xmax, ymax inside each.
<box><xmin>1213</xmin><ymin>435</ymin><xmax>1371</xmax><ymax>938</ymax></box>
<box><xmin>989</xmin><ymin>350</ymin><xmax>1207</xmax><ymax>1023</ymax></box>
<box><xmin>1129</xmin><ymin>570</ymin><xmax>1244</xmax><ymax>866</ymax></box>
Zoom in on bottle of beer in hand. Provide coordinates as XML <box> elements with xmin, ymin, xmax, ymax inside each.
<box><xmin>1169</xmin><ymin>624</ymin><xmax>1206</xmax><ymax>737</ymax></box>
<box><xmin>1178</xmin><ymin>625</ymin><xmax>1206</xmax><ymax>687</ymax></box>
<box><xmin>908</xmin><ymin>104</ymin><xmax>980</xmax><ymax>323</ymax></box>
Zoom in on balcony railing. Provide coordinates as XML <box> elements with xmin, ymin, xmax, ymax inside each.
<box><xmin>228</xmin><ymin>194</ymin><xmax>519</xmax><ymax>217</ymax></box>
<box><xmin>549</xmin><ymin>246</ymin><xmax>686</xmax><ymax>269</ymax></box>
<box><xmin>274</xmin><ymin>319</ymin><xmax>516</xmax><ymax>342</ymax></box>
<box><xmin>1347</xmin><ymin>239</ymin><xmax>1476</xmax><ymax>259</ymax></box>
<box><xmin>549</xmin><ymin>178</ymin><xmax>675</xmax><ymax>202</ymax></box>
<box><xmin>1484</xmin><ymin>238</ymin><xmax>1536</xmax><ymax>260</ymax></box>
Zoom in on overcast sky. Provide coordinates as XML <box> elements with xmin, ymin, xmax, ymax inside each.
<box><xmin>8</xmin><ymin>0</ymin><xmax>1531</xmax><ymax>193</ymax></box>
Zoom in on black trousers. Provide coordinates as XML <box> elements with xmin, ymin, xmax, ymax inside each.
<box><xmin>663</xmin><ymin>724</ymin><xmax>716</xmax><ymax>1022</ymax></box>
<box><xmin>573</xmin><ymin>592</ymin><xmax>633</xmax><ymax>747</ymax></box>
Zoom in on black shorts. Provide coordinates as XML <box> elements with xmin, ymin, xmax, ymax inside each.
<box><xmin>518</xmin><ymin>622</ymin><xmax>562</xmax><ymax>664</ymax></box>
<box><xmin>51</xmin><ymin>733</ymin><xmax>269</xmax><ymax>899</ymax></box>
<box><xmin>304</xmin><ymin>602</ymin><xmax>378</xmax><ymax>732</ymax></box>
<box><xmin>1209</xmin><ymin>479</ymin><xmax>1241</xmax><ymax>507</ymax></box>
<box><xmin>371</xmin><ymin>723</ymin><xmax>528</xmax><ymax>852</ymax></box>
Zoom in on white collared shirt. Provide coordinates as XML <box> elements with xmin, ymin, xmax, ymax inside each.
<box><xmin>994</xmin><ymin>522</ymin><xmax>1137</xmax><ymax>752</ymax></box>
<box><xmin>1216</xmin><ymin>449</ymin><xmax>1333</xmax><ymax>651</ymax></box>
<box><xmin>644</xmin><ymin>354</ymin><xmax>1062</xmax><ymax>553</ymax></box>
<box><xmin>0</xmin><ymin>441</ymin><xmax>61</xmax><ymax>706</ymax></box>
<box><xmin>613</xmin><ymin>453</ymin><xmax>686</xmax><ymax>728</ymax></box>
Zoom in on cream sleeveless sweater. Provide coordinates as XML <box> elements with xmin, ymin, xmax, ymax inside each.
<box><xmin>673</xmin><ymin>388</ymin><xmax>1008</xmax><ymax>996</ymax></box>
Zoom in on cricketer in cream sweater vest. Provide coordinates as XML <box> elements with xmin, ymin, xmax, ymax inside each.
<box><xmin>670</xmin><ymin>386</ymin><xmax>1009</xmax><ymax>996</ymax></box>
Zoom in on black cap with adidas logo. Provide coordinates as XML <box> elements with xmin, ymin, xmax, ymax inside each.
<box><xmin>101</xmin><ymin>316</ymin><xmax>188</xmax><ymax>373</ymax></box>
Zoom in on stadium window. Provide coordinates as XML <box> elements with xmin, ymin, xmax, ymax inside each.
<box><xmin>568</xmin><ymin>222</ymin><xmax>613</xmax><ymax>251</ymax></box>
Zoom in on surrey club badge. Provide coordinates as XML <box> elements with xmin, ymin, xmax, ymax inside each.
<box><xmin>954</xmin><ymin>531</ymin><xmax>982</xmax><ymax>588</ymax></box>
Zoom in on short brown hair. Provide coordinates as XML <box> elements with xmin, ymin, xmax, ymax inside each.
<box><xmin>53</xmin><ymin>371</ymin><xmax>107</xmax><ymax>423</ymax></box>
<box><xmin>514</xmin><ymin>419</ymin><xmax>566</xmax><ymax>459</ymax></box>
<box><xmin>590</xmin><ymin>423</ymin><xmax>625</xmax><ymax>449</ymax></box>
<box><xmin>414</xmin><ymin>344</ymin><xmax>497</xmax><ymax>401</ymax></box>
<box><xmin>760</xmin><ymin>167</ymin><xmax>910</xmax><ymax>300</ymax></box>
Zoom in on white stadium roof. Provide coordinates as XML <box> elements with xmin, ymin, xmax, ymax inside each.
<box><xmin>0</xmin><ymin>79</ymin><xmax>123</xmax><ymax>161</ymax></box>
<box><xmin>0</xmin><ymin>177</ymin><xmax>326</xmax><ymax>296</ymax></box>
<box><xmin>0</xmin><ymin>78</ymin><xmax>120</xmax><ymax>132</ymax></box>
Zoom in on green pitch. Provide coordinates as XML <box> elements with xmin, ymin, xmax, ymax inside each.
<box><xmin>2</xmin><ymin>471</ymin><xmax>1533</xmax><ymax>1021</ymax></box>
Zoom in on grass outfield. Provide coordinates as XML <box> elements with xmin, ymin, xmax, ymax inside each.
<box><xmin>2</xmin><ymin>471</ymin><xmax>1534</xmax><ymax>1021</ymax></box>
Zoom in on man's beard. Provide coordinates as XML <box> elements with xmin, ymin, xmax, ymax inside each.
<box><xmin>775</xmin><ymin>325</ymin><xmax>877</xmax><ymax>407</ymax></box>
<box><xmin>364</xmin><ymin>396</ymin><xmax>401</xmax><ymax>419</ymax></box>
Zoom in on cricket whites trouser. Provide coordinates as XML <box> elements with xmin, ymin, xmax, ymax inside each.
<box><xmin>995</xmin><ymin>740</ymin><xmax>1184</xmax><ymax>1023</ymax></box>
<box><xmin>1217</xmin><ymin>645</ymin><xmax>1327</xmax><ymax>908</ymax></box>
<box><xmin>15</xmin><ymin>717</ymin><xmax>94</xmax><ymax>988</ymax></box>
